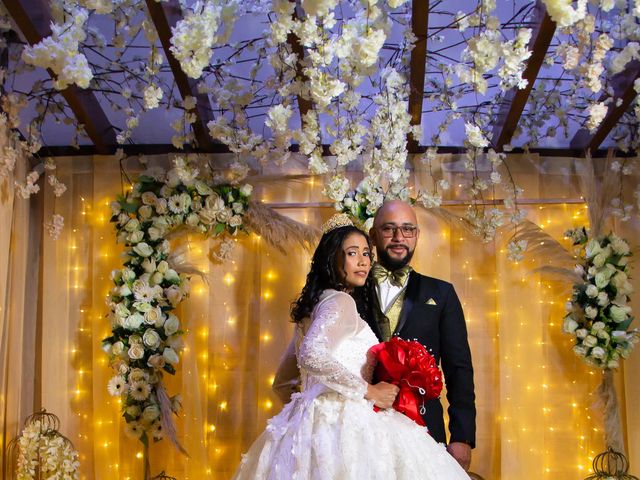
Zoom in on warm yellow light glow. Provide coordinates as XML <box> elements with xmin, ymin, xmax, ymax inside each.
<box><xmin>263</xmin><ymin>290</ymin><xmax>272</xmax><ymax>300</ymax></box>
<box><xmin>219</xmin><ymin>401</ymin><xmax>228</xmax><ymax>411</ymax></box>
<box><xmin>223</xmin><ymin>273</ymin><xmax>235</xmax><ymax>285</ymax></box>
<box><xmin>136</xmin><ymin>452</ymin><xmax>143</xmax><ymax>459</ymax></box>
<box><xmin>264</xmin><ymin>399</ymin><xmax>273</xmax><ymax>410</ymax></box>
<box><xmin>262</xmin><ymin>332</ymin><xmax>272</xmax><ymax>342</ymax></box>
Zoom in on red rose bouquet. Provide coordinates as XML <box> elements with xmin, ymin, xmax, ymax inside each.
<box><xmin>368</xmin><ymin>337</ymin><xmax>443</xmax><ymax>426</ymax></box>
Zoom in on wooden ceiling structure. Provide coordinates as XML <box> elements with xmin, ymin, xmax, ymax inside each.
<box><xmin>1</xmin><ymin>0</ymin><xmax>639</xmax><ymax>158</ymax></box>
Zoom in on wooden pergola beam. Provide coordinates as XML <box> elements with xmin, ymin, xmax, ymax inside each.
<box><xmin>287</xmin><ymin>2</ymin><xmax>312</xmax><ymax>120</ymax></box>
<box><xmin>145</xmin><ymin>0</ymin><xmax>215</xmax><ymax>150</ymax></box>
<box><xmin>407</xmin><ymin>0</ymin><xmax>429</xmax><ymax>153</ymax></box>
<box><xmin>570</xmin><ymin>60</ymin><xmax>640</xmax><ymax>152</ymax></box>
<box><xmin>490</xmin><ymin>1</ymin><xmax>555</xmax><ymax>152</ymax></box>
<box><xmin>2</xmin><ymin>0</ymin><xmax>116</xmax><ymax>153</ymax></box>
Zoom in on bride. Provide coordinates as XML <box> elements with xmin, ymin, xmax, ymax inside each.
<box><xmin>232</xmin><ymin>214</ymin><xmax>470</xmax><ymax>479</ymax></box>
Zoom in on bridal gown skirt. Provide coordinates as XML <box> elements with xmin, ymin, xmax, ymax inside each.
<box><xmin>232</xmin><ymin>387</ymin><xmax>470</xmax><ymax>480</ymax></box>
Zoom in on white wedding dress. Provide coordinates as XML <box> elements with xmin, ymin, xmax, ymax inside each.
<box><xmin>232</xmin><ymin>289</ymin><xmax>471</xmax><ymax>480</ymax></box>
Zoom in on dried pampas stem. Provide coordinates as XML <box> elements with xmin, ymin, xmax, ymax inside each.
<box><xmin>594</xmin><ymin>369</ymin><xmax>626</xmax><ymax>454</ymax></box>
<box><xmin>582</xmin><ymin>149</ymin><xmax>618</xmax><ymax>238</ymax></box>
<box><xmin>245</xmin><ymin>201</ymin><xmax>319</xmax><ymax>254</ymax></box>
<box><xmin>167</xmin><ymin>243</ymin><xmax>208</xmax><ymax>284</ymax></box>
<box><xmin>418</xmin><ymin>206</ymin><xmax>478</xmax><ymax>236</ymax></box>
<box><xmin>157</xmin><ymin>382</ymin><xmax>189</xmax><ymax>457</ymax></box>
<box><xmin>511</xmin><ymin>220</ymin><xmax>576</xmax><ymax>272</ymax></box>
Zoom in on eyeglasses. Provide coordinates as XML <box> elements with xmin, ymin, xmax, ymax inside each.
<box><xmin>379</xmin><ymin>225</ymin><xmax>418</xmax><ymax>238</ymax></box>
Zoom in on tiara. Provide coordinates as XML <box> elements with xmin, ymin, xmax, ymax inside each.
<box><xmin>321</xmin><ymin>213</ymin><xmax>354</xmax><ymax>234</ymax></box>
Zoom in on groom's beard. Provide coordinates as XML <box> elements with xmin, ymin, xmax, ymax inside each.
<box><xmin>377</xmin><ymin>245</ymin><xmax>415</xmax><ymax>271</ymax></box>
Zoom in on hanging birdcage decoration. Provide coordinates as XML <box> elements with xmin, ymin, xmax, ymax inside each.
<box><xmin>5</xmin><ymin>409</ymin><xmax>80</xmax><ymax>480</ymax></box>
<box><xmin>585</xmin><ymin>448</ymin><xmax>639</xmax><ymax>480</ymax></box>
<box><xmin>150</xmin><ymin>471</ymin><xmax>177</xmax><ymax>480</ymax></box>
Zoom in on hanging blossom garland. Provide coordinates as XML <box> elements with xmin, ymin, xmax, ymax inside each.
<box><xmin>102</xmin><ymin>157</ymin><xmax>253</xmax><ymax>450</ymax></box>
<box><xmin>10</xmin><ymin>411</ymin><xmax>80</xmax><ymax>480</ymax></box>
<box><xmin>563</xmin><ymin>228</ymin><xmax>638</xmax><ymax>369</ymax></box>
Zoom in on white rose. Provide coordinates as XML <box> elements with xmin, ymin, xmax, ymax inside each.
<box><xmin>144</xmin><ymin>307</ymin><xmax>163</xmax><ymax>325</ymax></box>
<box><xmin>585</xmin><ymin>238</ymin><xmax>602</xmax><ymax>258</ymax></box>
<box><xmin>591</xmin><ymin>321</ymin><xmax>605</xmax><ymax>332</ymax></box>
<box><xmin>576</xmin><ymin>328</ymin><xmax>588</xmax><ymax>339</ymax></box>
<box><xmin>597</xmin><ymin>292</ymin><xmax>610</xmax><ymax>307</ymax></box>
<box><xmin>143</xmin><ymin>329</ymin><xmax>161</xmax><ymax>350</ymax></box>
<box><xmin>573</xmin><ymin>345</ymin><xmax>588</xmax><ymax>356</ymax></box>
<box><xmin>112</xmin><ymin>341</ymin><xmax>124</xmax><ymax>355</ymax></box>
<box><xmin>141</xmin><ymin>191</ymin><xmax>157</xmax><ymax>205</ymax></box>
<box><xmin>155</xmin><ymin>198</ymin><xmax>168</xmax><ymax>214</ymax></box>
<box><xmin>134</xmin><ymin>301</ymin><xmax>152</xmax><ymax>313</ymax></box>
<box><xmin>118</xmin><ymin>284</ymin><xmax>132</xmax><ymax>297</ymax></box>
<box><xmin>125</xmin><ymin>313</ymin><xmax>145</xmax><ymax>330</ymax></box>
<box><xmin>563</xmin><ymin>317</ymin><xmax>579</xmax><ymax>333</ymax></box>
<box><xmin>111</xmin><ymin>269</ymin><xmax>123</xmax><ymax>283</ymax></box>
<box><xmin>128</xmin><ymin>231</ymin><xmax>144</xmax><ymax>244</ymax></box>
<box><xmin>165</xmin><ymin>285</ymin><xmax>183</xmax><ymax>306</ymax></box>
<box><xmin>148</xmin><ymin>227</ymin><xmax>164</xmax><ymax>241</ymax></box>
<box><xmin>163</xmin><ymin>347</ymin><xmax>179</xmax><ymax>365</ymax></box>
<box><xmin>585</xmin><ymin>306</ymin><xmax>598</xmax><ymax>319</ymax></box>
<box><xmin>583</xmin><ymin>335</ymin><xmax>598</xmax><ymax>348</ymax></box>
<box><xmin>611</xmin><ymin>271</ymin><xmax>628</xmax><ymax>290</ymax></box>
<box><xmin>593</xmin><ymin>252</ymin><xmax>608</xmax><ymax>268</ymax></box>
<box><xmin>216</xmin><ymin>208</ymin><xmax>231</xmax><ymax>223</ymax></box>
<box><xmin>610</xmin><ymin>304</ymin><xmax>631</xmax><ymax>322</ymax></box>
<box><xmin>164</xmin><ymin>314</ymin><xmax>180</xmax><ymax>336</ymax></box>
<box><xmin>585</xmin><ymin>284</ymin><xmax>599</xmax><ymax>298</ymax></box>
<box><xmin>590</xmin><ymin>346</ymin><xmax>606</xmax><ymax>359</ymax></box>
<box><xmin>133</xmin><ymin>242</ymin><xmax>154</xmax><ymax>257</ymax></box>
<box><xmin>141</xmin><ymin>258</ymin><xmax>157</xmax><ymax>273</ymax></box>
<box><xmin>128</xmin><ymin>343</ymin><xmax>145</xmax><ymax>360</ymax></box>
<box><xmin>138</xmin><ymin>205</ymin><xmax>153</xmax><ymax>220</ymax></box>
<box><xmin>115</xmin><ymin>303</ymin><xmax>130</xmax><ymax>318</ymax></box>
<box><xmin>229</xmin><ymin>215</ymin><xmax>242</xmax><ymax>227</ymax></box>
<box><xmin>607</xmin><ymin>359</ymin><xmax>620</xmax><ymax>369</ymax></box>
<box><xmin>595</xmin><ymin>271</ymin><xmax>610</xmax><ymax>289</ymax></box>
<box><xmin>164</xmin><ymin>269</ymin><xmax>180</xmax><ymax>283</ymax></box>
<box><xmin>186</xmin><ymin>213</ymin><xmax>200</xmax><ymax>227</ymax></box>
<box><xmin>596</xmin><ymin>329</ymin><xmax>610</xmax><ymax>342</ymax></box>
<box><xmin>150</xmin><ymin>271</ymin><xmax>164</xmax><ymax>286</ymax></box>
<box><xmin>240</xmin><ymin>184</ymin><xmax>253</xmax><ymax>196</ymax></box>
<box><xmin>126</xmin><ymin>405</ymin><xmax>141</xmax><ymax>417</ymax></box>
<box><xmin>232</xmin><ymin>202</ymin><xmax>244</xmax><ymax>214</ymax></box>
<box><xmin>157</xmin><ymin>260</ymin><xmax>169</xmax><ymax>274</ymax></box>
<box><xmin>124</xmin><ymin>218</ymin><xmax>140</xmax><ymax>232</ymax></box>
<box><xmin>143</xmin><ymin>404</ymin><xmax>161</xmax><ymax>422</ymax></box>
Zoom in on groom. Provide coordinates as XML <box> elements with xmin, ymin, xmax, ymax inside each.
<box><xmin>367</xmin><ymin>200</ymin><xmax>475</xmax><ymax>470</ymax></box>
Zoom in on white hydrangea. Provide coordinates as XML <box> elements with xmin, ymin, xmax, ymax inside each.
<box><xmin>22</xmin><ymin>8</ymin><xmax>93</xmax><ymax>89</ymax></box>
<box><xmin>323</xmin><ymin>174</ymin><xmax>350</xmax><ymax>201</ymax></box>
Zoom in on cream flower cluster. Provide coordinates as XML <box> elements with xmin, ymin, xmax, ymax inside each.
<box><xmin>542</xmin><ymin>0</ymin><xmax>587</xmax><ymax>27</ymax></box>
<box><xmin>103</xmin><ymin>158</ymin><xmax>253</xmax><ymax>442</ymax></box>
<box><xmin>22</xmin><ymin>7</ymin><xmax>93</xmax><ymax>89</ymax></box>
<box><xmin>170</xmin><ymin>1</ymin><xmax>238</xmax><ymax>79</ymax></box>
<box><xmin>335</xmin><ymin>178</ymin><xmax>387</xmax><ymax>231</ymax></box>
<box><xmin>45</xmin><ymin>214</ymin><xmax>65</xmax><ymax>240</ymax></box>
<box><xmin>563</xmin><ymin>228</ymin><xmax>638</xmax><ymax>369</ymax></box>
<box><xmin>16</xmin><ymin>420</ymin><xmax>80</xmax><ymax>480</ymax></box>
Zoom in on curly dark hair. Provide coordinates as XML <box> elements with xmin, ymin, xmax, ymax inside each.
<box><xmin>291</xmin><ymin>225</ymin><xmax>376</xmax><ymax>323</ymax></box>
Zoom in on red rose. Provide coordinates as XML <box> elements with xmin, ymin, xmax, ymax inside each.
<box><xmin>368</xmin><ymin>337</ymin><xmax>443</xmax><ymax>427</ymax></box>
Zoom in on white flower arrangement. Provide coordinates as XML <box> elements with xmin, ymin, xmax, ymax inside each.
<box><xmin>103</xmin><ymin>157</ymin><xmax>253</xmax><ymax>445</ymax></box>
<box><xmin>563</xmin><ymin>228</ymin><xmax>638</xmax><ymax>369</ymax></box>
<box><xmin>14</xmin><ymin>417</ymin><xmax>80</xmax><ymax>480</ymax></box>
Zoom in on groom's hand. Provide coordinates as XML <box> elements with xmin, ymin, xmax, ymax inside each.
<box><xmin>447</xmin><ymin>442</ymin><xmax>471</xmax><ymax>471</ymax></box>
<box><xmin>365</xmin><ymin>382</ymin><xmax>399</xmax><ymax>409</ymax></box>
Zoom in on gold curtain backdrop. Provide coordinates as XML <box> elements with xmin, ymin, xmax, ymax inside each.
<box><xmin>1</xmin><ymin>152</ymin><xmax>639</xmax><ymax>479</ymax></box>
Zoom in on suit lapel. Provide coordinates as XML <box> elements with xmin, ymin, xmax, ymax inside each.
<box><xmin>395</xmin><ymin>271</ymin><xmax>420</xmax><ymax>335</ymax></box>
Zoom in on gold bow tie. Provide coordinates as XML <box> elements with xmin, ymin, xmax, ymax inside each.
<box><xmin>372</xmin><ymin>264</ymin><xmax>412</xmax><ymax>287</ymax></box>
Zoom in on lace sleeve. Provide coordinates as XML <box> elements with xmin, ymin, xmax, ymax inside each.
<box><xmin>297</xmin><ymin>291</ymin><xmax>368</xmax><ymax>399</ymax></box>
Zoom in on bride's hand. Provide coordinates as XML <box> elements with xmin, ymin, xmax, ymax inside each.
<box><xmin>365</xmin><ymin>382</ymin><xmax>399</xmax><ymax>409</ymax></box>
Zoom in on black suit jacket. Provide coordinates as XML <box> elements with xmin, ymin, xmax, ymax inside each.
<box><xmin>366</xmin><ymin>271</ymin><xmax>476</xmax><ymax>447</ymax></box>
